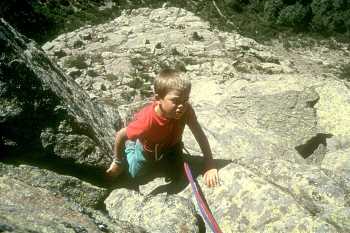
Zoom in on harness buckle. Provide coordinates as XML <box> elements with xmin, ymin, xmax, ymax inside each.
<box><xmin>154</xmin><ymin>144</ymin><xmax>163</xmax><ymax>161</ymax></box>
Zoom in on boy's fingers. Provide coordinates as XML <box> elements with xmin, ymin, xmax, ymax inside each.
<box><xmin>106</xmin><ymin>165</ymin><xmax>122</xmax><ymax>177</ymax></box>
<box><xmin>212</xmin><ymin>175</ymin><xmax>217</xmax><ymax>187</ymax></box>
<box><xmin>204</xmin><ymin>173</ymin><xmax>208</xmax><ymax>183</ymax></box>
<box><xmin>203</xmin><ymin>169</ymin><xmax>220</xmax><ymax>187</ymax></box>
<box><xmin>205</xmin><ymin>175</ymin><xmax>209</xmax><ymax>186</ymax></box>
<box><xmin>208</xmin><ymin>175</ymin><xmax>214</xmax><ymax>187</ymax></box>
<box><xmin>211</xmin><ymin>173</ymin><xmax>219</xmax><ymax>187</ymax></box>
<box><xmin>214</xmin><ymin>172</ymin><xmax>219</xmax><ymax>186</ymax></box>
<box><xmin>208</xmin><ymin>176</ymin><xmax>213</xmax><ymax>187</ymax></box>
<box><xmin>210</xmin><ymin>177</ymin><xmax>214</xmax><ymax>187</ymax></box>
<box><xmin>203</xmin><ymin>171</ymin><xmax>212</xmax><ymax>187</ymax></box>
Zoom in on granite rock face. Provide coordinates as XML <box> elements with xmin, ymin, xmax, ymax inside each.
<box><xmin>44</xmin><ymin>7</ymin><xmax>350</xmax><ymax>232</ymax></box>
<box><xmin>0</xmin><ymin>163</ymin><xmax>108</xmax><ymax>208</ymax></box>
<box><xmin>1</xmin><ymin>5</ymin><xmax>350</xmax><ymax>233</ymax></box>
<box><xmin>0</xmin><ymin>176</ymin><xmax>146</xmax><ymax>233</ymax></box>
<box><xmin>105</xmin><ymin>188</ymin><xmax>201</xmax><ymax>233</ymax></box>
<box><xmin>0</xmin><ymin>19</ymin><xmax>121</xmax><ymax>169</ymax></box>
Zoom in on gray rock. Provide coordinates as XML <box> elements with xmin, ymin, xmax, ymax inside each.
<box><xmin>0</xmin><ymin>163</ymin><xmax>108</xmax><ymax>208</ymax></box>
<box><xmin>0</xmin><ymin>19</ymin><xmax>121</xmax><ymax>169</ymax></box>
<box><xmin>179</xmin><ymin>159</ymin><xmax>348</xmax><ymax>232</ymax></box>
<box><xmin>105</xmin><ymin>188</ymin><xmax>201</xmax><ymax>233</ymax></box>
<box><xmin>2</xmin><ymin>6</ymin><xmax>350</xmax><ymax>233</ymax></box>
<box><xmin>315</xmin><ymin>80</ymin><xmax>350</xmax><ymax>146</ymax></box>
<box><xmin>0</xmin><ymin>176</ymin><xmax>146</xmax><ymax>233</ymax></box>
<box><xmin>322</xmin><ymin>147</ymin><xmax>350</xmax><ymax>185</ymax></box>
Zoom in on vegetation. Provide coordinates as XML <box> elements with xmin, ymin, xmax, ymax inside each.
<box><xmin>1</xmin><ymin>0</ymin><xmax>349</xmax><ymax>44</ymax></box>
<box><xmin>63</xmin><ymin>55</ymin><xmax>88</xmax><ymax>69</ymax></box>
<box><xmin>339</xmin><ymin>63</ymin><xmax>350</xmax><ymax>82</ymax></box>
<box><xmin>0</xmin><ymin>0</ymin><xmax>121</xmax><ymax>43</ymax></box>
<box><xmin>203</xmin><ymin>0</ymin><xmax>350</xmax><ymax>43</ymax></box>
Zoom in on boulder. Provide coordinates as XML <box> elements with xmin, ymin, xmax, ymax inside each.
<box><xmin>322</xmin><ymin>147</ymin><xmax>350</xmax><ymax>184</ymax></box>
<box><xmin>2</xmin><ymin>5</ymin><xmax>350</xmax><ymax>233</ymax></box>
<box><xmin>0</xmin><ymin>19</ymin><xmax>121</xmax><ymax>169</ymax></box>
<box><xmin>178</xmin><ymin>158</ymin><xmax>350</xmax><ymax>232</ymax></box>
<box><xmin>105</xmin><ymin>188</ymin><xmax>201</xmax><ymax>233</ymax></box>
<box><xmin>42</xmin><ymin>7</ymin><xmax>350</xmax><ymax>232</ymax></box>
<box><xmin>0</xmin><ymin>163</ymin><xmax>108</xmax><ymax>208</ymax></box>
<box><xmin>0</xmin><ymin>176</ymin><xmax>145</xmax><ymax>233</ymax></box>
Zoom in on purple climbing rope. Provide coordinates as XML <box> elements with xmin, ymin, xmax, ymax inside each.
<box><xmin>183</xmin><ymin>159</ymin><xmax>223</xmax><ymax>233</ymax></box>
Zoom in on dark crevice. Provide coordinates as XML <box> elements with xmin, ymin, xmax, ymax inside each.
<box><xmin>295</xmin><ymin>133</ymin><xmax>333</xmax><ymax>159</ymax></box>
<box><xmin>1</xmin><ymin>147</ymin><xmax>232</xmax><ymax>226</ymax></box>
<box><xmin>306</xmin><ymin>96</ymin><xmax>320</xmax><ymax>108</ymax></box>
<box><xmin>197</xmin><ymin>213</ymin><xmax>206</xmax><ymax>233</ymax></box>
<box><xmin>2</xmin><ymin>150</ymin><xmax>111</xmax><ymax>189</ymax></box>
<box><xmin>1</xmin><ymin>149</ymin><xmax>113</xmax><ymax>214</ymax></box>
<box><xmin>0</xmin><ymin>223</ymin><xmax>14</xmax><ymax>232</ymax></box>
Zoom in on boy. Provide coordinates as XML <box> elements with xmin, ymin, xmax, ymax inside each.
<box><xmin>106</xmin><ymin>68</ymin><xmax>219</xmax><ymax>187</ymax></box>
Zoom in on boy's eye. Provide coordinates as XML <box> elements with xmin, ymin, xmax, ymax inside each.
<box><xmin>172</xmin><ymin>98</ymin><xmax>189</xmax><ymax>104</ymax></box>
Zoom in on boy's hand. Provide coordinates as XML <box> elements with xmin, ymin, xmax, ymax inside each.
<box><xmin>203</xmin><ymin>160</ymin><xmax>219</xmax><ymax>187</ymax></box>
<box><xmin>106</xmin><ymin>162</ymin><xmax>123</xmax><ymax>178</ymax></box>
<box><xmin>204</xmin><ymin>168</ymin><xmax>219</xmax><ymax>187</ymax></box>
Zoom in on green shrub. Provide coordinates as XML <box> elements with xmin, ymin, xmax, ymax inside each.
<box><xmin>263</xmin><ymin>0</ymin><xmax>284</xmax><ymax>23</ymax></box>
<box><xmin>339</xmin><ymin>63</ymin><xmax>350</xmax><ymax>81</ymax></box>
<box><xmin>86</xmin><ymin>69</ymin><xmax>99</xmax><ymax>77</ymax></box>
<box><xmin>311</xmin><ymin>0</ymin><xmax>349</xmax><ymax>33</ymax></box>
<box><xmin>223</xmin><ymin>0</ymin><xmax>248</xmax><ymax>13</ymax></box>
<box><xmin>277</xmin><ymin>3</ymin><xmax>310</xmax><ymax>27</ymax></box>
<box><xmin>105</xmin><ymin>73</ymin><xmax>118</xmax><ymax>81</ymax></box>
<box><xmin>127</xmin><ymin>77</ymin><xmax>144</xmax><ymax>89</ymax></box>
<box><xmin>3</xmin><ymin>0</ymin><xmax>350</xmax><ymax>44</ymax></box>
<box><xmin>64</xmin><ymin>55</ymin><xmax>88</xmax><ymax>69</ymax></box>
<box><xmin>91</xmin><ymin>54</ymin><xmax>104</xmax><ymax>64</ymax></box>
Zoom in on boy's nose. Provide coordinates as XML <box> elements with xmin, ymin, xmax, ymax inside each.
<box><xmin>177</xmin><ymin>102</ymin><xmax>188</xmax><ymax>111</ymax></box>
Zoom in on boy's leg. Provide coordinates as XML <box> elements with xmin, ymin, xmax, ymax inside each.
<box><xmin>161</xmin><ymin>142</ymin><xmax>184</xmax><ymax>182</ymax></box>
<box><xmin>124</xmin><ymin>140</ymin><xmax>150</xmax><ymax>179</ymax></box>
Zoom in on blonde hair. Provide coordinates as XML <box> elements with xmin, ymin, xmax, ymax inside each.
<box><xmin>154</xmin><ymin>68</ymin><xmax>191</xmax><ymax>98</ymax></box>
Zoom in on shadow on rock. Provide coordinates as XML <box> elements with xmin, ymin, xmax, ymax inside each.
<box><xmin>107</xmin><ymin>154</ymin><xmax>232</xmax><ymax>196</ymax></box>
<box><xmin>2</xmin><ymin>151</ymin><xmax>110</xmax><ymax>189</ymax></box>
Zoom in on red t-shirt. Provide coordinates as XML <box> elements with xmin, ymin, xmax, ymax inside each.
<box><xmin>126</xmin><ymin>101</ymin><xmax>196</xmax><ymax>154</ymax></box>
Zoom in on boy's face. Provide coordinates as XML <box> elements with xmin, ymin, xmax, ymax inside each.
<box><xmin>158</xmin><ymin>89</ymin><xmax>189</xmax><ymax>119</ymax></box>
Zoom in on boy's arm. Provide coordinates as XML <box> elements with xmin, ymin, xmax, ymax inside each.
<box><xmin>187</xmin><ymin>105</ymin><xmax>219</xmax><ymax>187</ymax></box>
<box><xmin>187</xmin><ymin>115</ymin><xmax>214</xmax><ymax>169</ymax></box>
<box><xmin>113</xmin><ymin>127</ymin><xmax>127</xmax><ymax>161</ymax></box>
<box><xmin>106</xmin><ymin>127</ymin><xmax>127</xmax><ymax>177</ymax></box>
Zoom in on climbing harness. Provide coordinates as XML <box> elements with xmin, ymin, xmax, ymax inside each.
<box><xmin>154</xmin><ymin>144</ymin><xmax>164</xmax><ymax>161</ymax></box>
<box><xmin>183</xmin><ymin>146</ymin><xmax>223</xmax><ymax>233</ymax></box>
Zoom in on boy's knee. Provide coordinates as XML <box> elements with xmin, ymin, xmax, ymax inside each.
<box><xmin>125</xmin><ymin>140</ymin><xmax>148</xmax><ymax>178</ymax></box>
<box><xmin>128</xmin><ymin>160</ymin><xmax>146</xmax><ymax>178</ymax></box>
<box><xmin>128</xmin><ymin>166</ymin><xmax>138</xmax><ymax>178</ymax></box>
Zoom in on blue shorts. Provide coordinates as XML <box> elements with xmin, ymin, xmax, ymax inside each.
<box><xmin>124</xmin><ymin>140</ymin><xmax>149</xmax><ymax>178</ymax></box>
<box><xmin>124</xmin><ymin>140</ymin><xmax>183</xmax><ymax>179</ymax></box>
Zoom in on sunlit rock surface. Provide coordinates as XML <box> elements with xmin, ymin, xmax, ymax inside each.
<box><xmin>1</xmin><ymin>5</ymin><xmax>350</xmax><ymax>233</ymax></box>
<box><xmin>105</xmin><ymin>188</ymin><xmax>201</xmax><ymax>233</ymax></box>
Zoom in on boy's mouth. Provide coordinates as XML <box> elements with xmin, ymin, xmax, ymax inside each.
<box><xmin>175</xmin><ymin>111</ymin><xmax>183</xmax><ymax>118</ymax></box>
